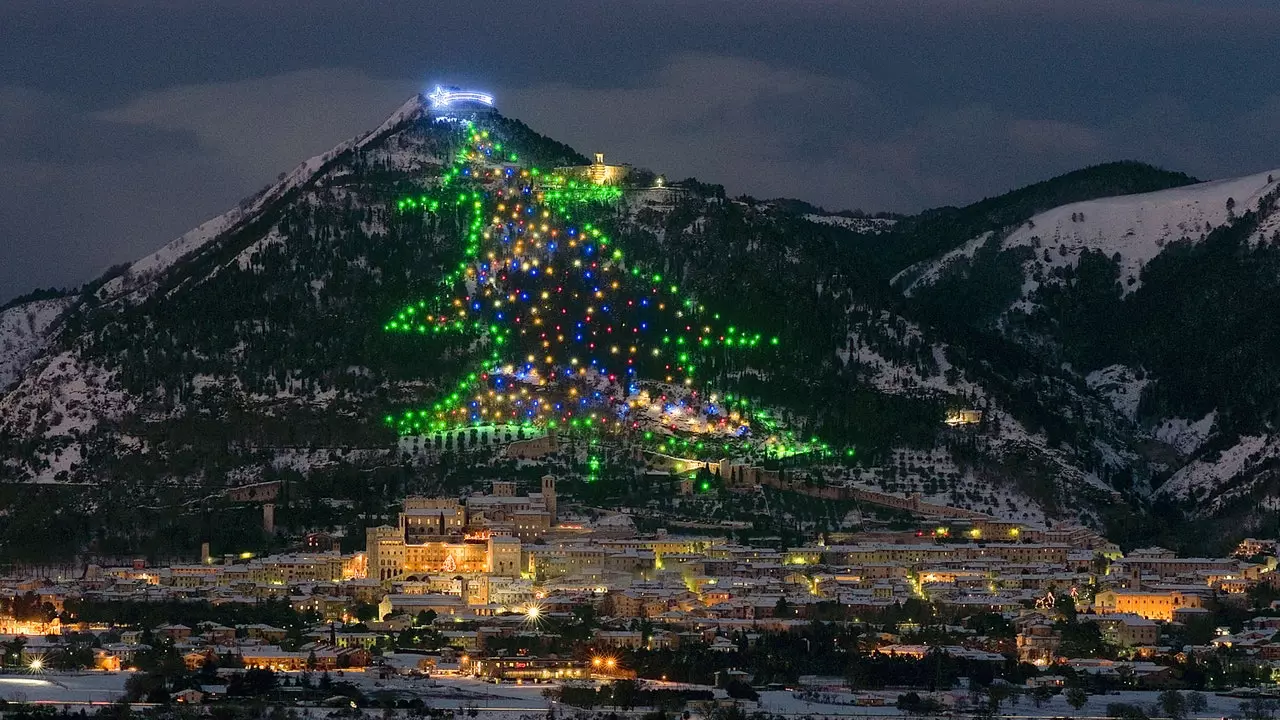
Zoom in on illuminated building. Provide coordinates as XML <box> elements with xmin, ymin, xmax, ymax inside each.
<box><xmin>944</xmin><ymin>409</ymin><xmax>983</xmax><ymax>426</ymax></box>
<box><xmin>472</xmin><ymin>656</ymin><xmax>590</xmax><ymax>681</ymax></box>
<box><xmin>366</xmin><ymin>528</ymin><xmax>521</xmax><ymax>581</ymax></box>
<box><xmin>1093</xmin><ymin>589</ymin><xmax>1204</xmax><ymax>622</ymax></box>
<box><xmin>0</xmin><ymin>616</ymin><xmax>61</xmax><ymax>636</ymax></box>
<box><xmin>367</xmin><ymin>478</ymin><xmax>556</xmax><ymax>580</ymax></box>
<box><xmin>551</xmin><ymin>152</ymin><xmax>631</xmax><ymax>186</ymax></box>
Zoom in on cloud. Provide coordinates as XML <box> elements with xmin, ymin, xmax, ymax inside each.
<box><xmin>98</xmin><ymin>68</ymin><xmax>420</xmax><ymax>190</ymax></box>
<box><xmin>0</xmin><ymin>69</ymin><xmax>420</xmax><ymax>302</ymax></box>
<box><xmin>501</xmin><ymin>57</ymin><xmax>1122</xmax><ymax>210</ymax></box>
<box><xmin>2</xmin><ymin>0</ymin><xmax>1280</xmax><ymax>302</ymax></box>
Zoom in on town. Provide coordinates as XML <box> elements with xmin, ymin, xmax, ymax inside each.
<box><xmin>4</xmin><ymin>474</ymin><xmax>1280</xmax><ymax>720</ymax></box>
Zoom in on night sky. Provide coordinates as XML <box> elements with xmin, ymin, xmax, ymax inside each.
<box><xmin>3</xmin><ymin>0</ymin><xmax>1279</xmax><ymax>303</ymax></box>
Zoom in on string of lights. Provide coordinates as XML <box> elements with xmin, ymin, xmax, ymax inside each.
<box><xmin>383</xmin><ymin>121</ymin><xmax>840</xmax><ymax>465</ymax></box>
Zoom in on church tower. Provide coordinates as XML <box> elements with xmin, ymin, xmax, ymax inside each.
<box><xmin>541</xmin><ymin>474</ymin><xmax>557</xmax><ymax>524</ymax></box>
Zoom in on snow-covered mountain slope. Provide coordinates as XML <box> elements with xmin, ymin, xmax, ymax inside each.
<box><xmin>901</xmin><ymin>169</ymin><xmax>1280</xmax><ymax>298</ymax></box>
<box><xmin>803</xmin><ymin>213</ymin><xmax>896</xmax><ymax>234</ymax></box>
<box><xmin>0</xmin><ymin>93</ymin><xmax>450</xmax><ymax>482</ymax></box>
<box><xmin>96</xmin><ymin>95</ymin><xmax>430</xmax><ymax>306</ymax></box>
<box><xmin>0</xmin><ymin>91</ymin><xmax>1245</xmax><ymax>547</ymax></box>
<box><xmin>1156</xmin><ymin>434</ymin><xmax>1280</xmax><ymax>511</ymax></box>
<box><xmin>893</xmin><ymin>165</ymin><xmax>1280</xmax><ymax>527</ymax></box>
<box><xmin>0</xmin><ymin>297</ymin><xmax>74</xmax><ymax>392</ymax></box>
<box><xmin>838</xmin><ymin>308</ymin><xmax>1136</xmax><ymax>511</ymax></box>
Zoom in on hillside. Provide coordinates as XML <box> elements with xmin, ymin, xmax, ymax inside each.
<box><xmin>902</xmin><ymin>165</ymin><xmax>1280</xmax><ymax>542</ymax></box>
<box><xmin>0</xmin><ymin>92</ymin><xmax>1273</xmax><ymax>559</ymax></box>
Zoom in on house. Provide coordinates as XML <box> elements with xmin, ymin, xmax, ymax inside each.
<box><xmin>172</xmin><ymin>689</ymin><xmax>204</xmax><ymax>704</ymax></box>
<box><xmin>1085</xmin><ymin>613</ymin><xmax>1159</xmax><ymax>647</ymax></box>
<box><xmin>153</xmin><ymin>623</ymin><xmax>192</xmax><ymax>641</ymax></box>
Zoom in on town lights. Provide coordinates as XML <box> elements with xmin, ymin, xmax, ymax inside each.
<box><xmin>590</xmin><ymin>656</ymin><xmax>618</xmax><ymax>672</ymax></box>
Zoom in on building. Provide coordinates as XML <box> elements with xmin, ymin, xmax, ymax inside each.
<box><xmin>1093</xmin><ymin>590</ymin><xmax>1204</xmax><ymax>622</ymax></box>
<box><xmin>1086</xmin><ymin>614</ymin><xmax>1160</xmax><ymax>647</ymax></box>
<box><xmin>551</xmin><ymin>153</ymin><xmax>632</xmax><ymax>186</ymax></box>
<box><xmin>471</xmin><ymin>656</ymin><xmax>590</xmax><ymax>681</ymax></box>
<box><xmin>366</xmin><ymin>480</ymin><xmax>555</xmax><ymax>580</ymax></box>
<box><xmin>367</xmin><ymin>529</ymin><xmax>521</xmax><ymax>581</ymax></box>
<box><xmin>945</xmin><ymin>409</ymin><xmax>983</xmax><ymax>426</ymax></box>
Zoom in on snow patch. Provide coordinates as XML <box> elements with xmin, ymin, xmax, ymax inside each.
<box><xmin>1153</xmin><ymin>412</ymin><xmax>1216</xmax><ymax>455</ymax></box>
<box><xmin>905</xmin><ymin>169</ymin><xmax>1279</xmax><ymax>299</ymax></box>
<box><xmin>1085</xmin><ymin>364</ymin><xmax>1148</xmax><ymax>421</ymax></box>
<box><xmin>1159</xmin><ymin>434</ymin><xmax>1275</xmax><ymax>503</ymax></box>
<box><xmin>803</xmin><ymin>213</ymin><xmax>896</xmax><ymax>234</ymax></box>
<box><xmin>0</xmin><ymin>297</ymin><xmax>73</xmax><ymax>391</ymax></box>
<box><xmin>99</xmin><ymin>94</ymin><xmax>429</xmax><ymax>302</ymax></box>
<box><xmin>894</xmin><ymin>232</ymin><xmax>993</xmax><ymax>292</ymax></box>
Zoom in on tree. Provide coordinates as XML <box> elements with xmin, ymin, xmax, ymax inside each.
<box><xmin>986</xmin><ymin>683</ymin><xmax>1014</xmax><ymax>713</ymax></box>
<box><xmin>611</xmin><ymin>679</ymin><xmax>640</xmax><ymax>710</ymax></box>
<box><xmin>1106</xmin><ymin>702</ymin><xmax>1148</xmax><ymax>720</ymax></box>
<box><xmin>1240</xmin><ymin>698</ymin><xmax>1280</xmax><ymax>720</ymax></box>
<box><xmin>1065</xmin><ymin>686</ymin><xmax>1089</xmax><ymax>713</ymax></box>
<box><xmin>1054</xmin><ymin>593</ymin><xmax>1078</xmax><ymax>622</ymax></box>
<box><xmin>1186</xmin><ymin>691</ymin><xmax>1208</xmax><ymax>715</ymax></box>
<box><xmin>1030</xmin><ymin>686</ymin><xmax>1053</xmax><ymax>708</ymax></box>
<box><xmin>351</xmin><ymin>602</ymin><xmax>379</xmax><ymax>623</ymax></box>
<box><xmin>1158</xmin><ymin>689</ymin><xmax>1187</xmax><ymax>720</ymax></box>
<box><xmin>774</xmin><ymin>597</ymin><xmax>793</xmax><ymax>619</ymax></box>
<box><xmin>2</xmin><ymin>637</ymin><xmax>26</xmax><ymax>668</ymax></box>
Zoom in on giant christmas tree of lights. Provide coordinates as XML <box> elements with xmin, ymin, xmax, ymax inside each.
<box><xmin>383</xmin><ymin>118</ymin><xmax>837</xmax><ymax>465</ymax></box>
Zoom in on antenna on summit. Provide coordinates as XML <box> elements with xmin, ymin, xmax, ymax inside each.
<box><xmin>426</xmin><ymin>85</ymin><xmax>496</xmax><ymax>116</ymax></box>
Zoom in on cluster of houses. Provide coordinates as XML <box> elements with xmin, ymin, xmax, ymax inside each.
<box><xmin>5</xmin><ymin>479</ymin><xmax>1280</xmax><ymax>687</ymax></box>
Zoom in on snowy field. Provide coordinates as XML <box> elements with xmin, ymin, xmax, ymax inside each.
<box><xmin>0</xmin><ymin>672</ymin><xmax>130</xmax><ymax>704</ymax></box>
<box><xmin>0</xmin><ymin>672</ymin><xmax>1266</xmax><ymax>719</ymax></box>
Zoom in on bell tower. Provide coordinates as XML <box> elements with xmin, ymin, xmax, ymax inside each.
<box><xmin>541</xmin><ymin>474</ymin><xmax>557</xmax><ymax>524</ymax></box>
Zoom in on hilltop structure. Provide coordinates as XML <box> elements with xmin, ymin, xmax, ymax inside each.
<box><xmin>552</xmin><ymin>152</ymin><xmax>633</xmax><ymax>186</ymax></box>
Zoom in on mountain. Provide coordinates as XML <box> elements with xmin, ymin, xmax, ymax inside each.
<box><xmin>1</xmin><ymin>91</ymin><xmax>1276</xmax><ymax>559</ymax></box>
<box><xmin>901</xmin><ymin>165</ymin><xmax>1280</xmax><ymax>543</ymax></box>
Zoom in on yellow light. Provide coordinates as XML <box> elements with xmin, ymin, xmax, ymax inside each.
<box><xmin>28</xmin><ymin>659</ymin><xmax>43</xmax><ymax>671</ymax></box>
